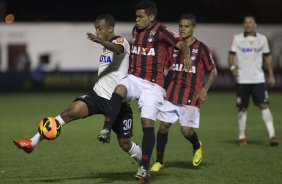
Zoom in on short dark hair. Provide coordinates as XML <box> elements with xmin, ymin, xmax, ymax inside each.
<box><xmin>243</xmin><ymin>14</ymin><xmax>256</xmax><ymax>22</ymax></box>
<box><xmin>179</xmin><ymin>13</ymin><xmax>197</xmax><ymax>26</ymax></box>
<box><xmin>96</xmin><ymin>14</ymin><xmax>115</xmax><ymax>27</ymax></box>
<box><xmin>135</xmin><ymin>0</ymin><xmax>157</xmax><ymax>17</ymax></box>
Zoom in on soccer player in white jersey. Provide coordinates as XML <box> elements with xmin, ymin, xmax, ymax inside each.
<box><xmin>228</xmin><ymin>15</ymin><xmax>278</xmax><ymax>146</ymax></box>
<box><xmin>14</xmin><ymin>14</ymin><xmax>142</xmax><ymax>162</ymax></box>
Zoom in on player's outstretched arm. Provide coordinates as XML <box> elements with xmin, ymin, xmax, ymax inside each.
<box><xmin>176</xmin><ymin>41</ymin><xmax>192</xmax><ymax>71</ymax></box>
<box><xmin>228</xmin><ymin>52</ymin><xmax>238</xmax><ymax>77</ymax></box>
<box><xmin>264</xmin><ymin>54</ymin><xmax>275</xmax><ymax>88</ymax></box>
<box><xmin>87</xmin><ymin>33</ymin><xmax>124</xmax><ymax>54</ymax></box>
<box><xmin>196</xmin><ymin>68</ymin><xmax>217</xmax><ymax>104</ymax></box>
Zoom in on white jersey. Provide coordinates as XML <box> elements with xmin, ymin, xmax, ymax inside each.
<box><xmin>230</xmin><ymin>32</ymin><xmax>270</xmax><ymax>84</ymax></box>
<box><xmin>93</xmin><ymin>36</ymin><xmax>130</xmax><ymax>100</ymax></box>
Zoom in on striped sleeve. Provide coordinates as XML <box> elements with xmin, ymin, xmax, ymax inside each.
<box><xmin>202</xmin><ymin>44</ymin><xmax>216</xmax><ymax>71</ymax></box>
<box><xmin>160</xmin><ymin>25</ymin><xmax>180</xmax><ymax>47</ymax></box>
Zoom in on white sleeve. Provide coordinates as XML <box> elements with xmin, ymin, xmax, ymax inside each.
<box><xmin>262</xmin><ymin>36</ymin><xmax>270</xmax><ymax>54</ymax></box>
<box><xmin>230</xmin><ymin>35</ymin><xmax>238</xmax><ymax>53</ymax></box>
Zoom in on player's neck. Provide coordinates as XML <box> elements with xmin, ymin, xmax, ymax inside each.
<box><xmin>145</xmin><ymin>21</ymin><xmax>157</xmax><ymax>30</ymax></box>
<box><xmin>244</xmin><ymin>31</ymin><xmax>256</xmax><ymax>37</ymax></box>
<box><xmin>184</xmin><ymin>36</ymin><xmax>196</xmax><ymax>46</ymax></box>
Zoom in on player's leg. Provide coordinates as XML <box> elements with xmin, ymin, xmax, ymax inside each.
<box><xmin>179</xmin><ymin>105</ymin><xmax>202</xmax><ymax>167</ymax></box>
<box><xmin>151</xmin><ymin>100</ymin><xmax>179</xmax><ymax>172</ymax></box>
<box><xmin>252</xmin><ymin>83</ymin><xmax>278</xmax><ymax>146</ymax></box>
<box><xmin>134</xmin><ymin>117</ymin><xmax>155</xmax><ymax>181</ymax></box>
<box><xmin>135</xmin><ymin>85</ymin><xmax>166</xmax><ymax>181</ymax></box>
<box><xmin>98</xmin><ymin>76</ymin><xmax>134</xmax><ymax>142</ymax></box>
<box><xmin>236</xmin><ymin>84</ymin><xmax>251</xmax><ymax>145</ymax></box>
<box><xmin>150</xmin><ymin>122</ymin><xmax>171</xmax><ymax>172</ymax></box>
<box><xmin>112</xmin><ymin>103</ymin><xmax>142</xmax><ymax>162</ymax></box>
<box><xmin>14</xmin><ymin>92</ymin><xmax>98</xmax><ymax>153</ymax></box>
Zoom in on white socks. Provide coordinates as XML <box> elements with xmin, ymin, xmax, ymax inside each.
<box><xmin>30</xmin><ymin>115</ymin><xmax>65</xmax><ymax>147</ymax></box>
<box><xmin>55</xmin><ymin>115</ymin><xmax>66</xmax><ymax>126</ymax></box>
<box><xmin>128</xmin><ymin>142</ymin><xmax>142</xmax><ymax>162</ymax></box>
<box><xmin>238</xmin><ymin>111</ymin><xmax>247</xmax><ymax>140</ymax></box>
<box><xmin>237</xmin><ymin>109</ymin><xmax>276</xmax><ymax>140</ymax></box>
<box><xmin>261</xmin><ymin>108</ymin><xmax>275</xmax><ymax>138</ymax></box>
<box><xmin>30</xmin><ymin>133</ymin><xmax>43</xmax><ymax>147</ymax></box>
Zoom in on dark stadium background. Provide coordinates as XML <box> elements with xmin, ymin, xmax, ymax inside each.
<box><xmin>1</xmin><ymin>0</ymin><xmax>281</xmax><ymax>23</ymax></box>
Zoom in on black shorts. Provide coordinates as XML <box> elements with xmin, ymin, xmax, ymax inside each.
<box><xmin>74</xmin><ymin>91</ymin><xmax>133</xmax><ymax>138</ymax></box>
<box><xmin>236</xmin><ymin>83</ymin><xmax>269</xmax><ymax>109</ymax></box>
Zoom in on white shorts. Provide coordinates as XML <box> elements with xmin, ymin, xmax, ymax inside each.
<box><xmin>119</xmin><ymin>74</ymin><xmax>166</xmax><ymax>121</ymax></box>
<box><xmin>157</xmin><ymin>100</ymin><xmax>200</xmax><ymax>128</ymax></box>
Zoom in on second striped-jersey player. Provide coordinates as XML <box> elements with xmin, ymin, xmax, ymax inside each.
<box><xmin>151</xmin><ymin>14</ymin><xmax>217</xmax><ymax>172</ymax></box>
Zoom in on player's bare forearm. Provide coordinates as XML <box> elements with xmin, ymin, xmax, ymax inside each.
<box><xmin>176</xmin><ymin>41</ymin><xmax>192</xmax><ymax>70</ymax></box>
<box><xmin>197</xmin><ymin>68</ymin><xmax>217</xmax><ymax>104</ymax></box>
<box><xmin>228</xmin><ymin>53</ymin><xmax>238</xmax><ymax>77</ymax></box>
<box><xmin>264</xmin><ymin>54</ymin><xmax>275</xmax><ymax>87</ymax></box>
<box><xmin>228</xmin><ymin>53</ymin><xmax>236</xmax><ymax>66</ymax></box>
<box><xmin>203</xmin><ymin>68</ymin><xmax>217</xmax><ymax>91</ymax></box>
<box><xmin>99</xmin><ymin>40</ymin><xmax>124</xmax><ymax>54</ymax></box>
<box><xmin>264</xmin><ymin>55</ymin><xmax>274</xmax><ymax>77</ymax></box>
<box><xmin>87</xmin><ymin>33</ymin><xmax>124</xmax><ymax>53</ymax></box>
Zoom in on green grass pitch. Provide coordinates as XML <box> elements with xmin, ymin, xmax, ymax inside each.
<box><xmin>0</xmin><ymin>92</ymin><xmax>281</xmax><ymax>184</ymax></box>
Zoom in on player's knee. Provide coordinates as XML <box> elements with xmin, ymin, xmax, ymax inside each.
<box><xmin>118</xmin><ymin>138</ymin><xmax>131</xmax><ymax>152</ymax></box>
<box><xmin>259</xmin><ymin>103</ymin><xmax>269</xmax><ymax>110</ymax></box>
<box><xmin>181</xmin><ymin>127</ymin><xmax>194</xmax><ymax>137</ymax></box>
<box><xmin>114</xmin><ymin>85</ymin><xmax>127</xmax><ymax>98</ymax></box>
<box><xmin>159</xmin><ymin>122</ymin><xmax>171</xmax><ymax>134</ymax></box>
<box><xmin>141</xmin><ymin>118</ymin><xmax>155</xmax><ymax>127</ymax></box>
<box><xmin>239</xmin><ymin>107</ymin><xmax>248</xmax><ymax>112</ymax></box>
<box><xmin>61</xmin><ymin>102</ymin><xmax>87</xmax><ymax>122</ymax></box>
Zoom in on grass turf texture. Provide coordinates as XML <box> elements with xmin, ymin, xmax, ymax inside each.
<box><xmin>0</xmin><ymin>92</ymin><xmax>281</xmax><ymax>184</ymax></box>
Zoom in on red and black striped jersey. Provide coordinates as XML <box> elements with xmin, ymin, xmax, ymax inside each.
<box><xmin>128</xmin><ymin>22</ymin><xmax>180</xmax><ymax>87</ymax></box>
<box><xmin>166</xmin><ymin>39</ymin><xmax>216</xmax><ymax>107</ymax></box>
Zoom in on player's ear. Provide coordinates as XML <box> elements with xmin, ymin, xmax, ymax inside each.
<box><xmin>149</xmin><ymin>14</ymin><xmax>155</xmax><ymax>22</ymax></box>
<box><xmin>192</xmin><ymin>25</ymin><xmax>196</xmax><ymax>32</ymax></box>
<box><xmin>108</xmin><ymin>26</ymin><xmax>114</xmax><ymax>33</ymax></box>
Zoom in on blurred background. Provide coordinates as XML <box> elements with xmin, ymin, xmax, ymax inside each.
<box><xmin>0</xmin><ymin>0</ymin><xmax>282</xmax><ymax>92</ymax></box>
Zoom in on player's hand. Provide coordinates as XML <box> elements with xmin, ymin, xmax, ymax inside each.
<box><xmin>196</xmin><ymin>87</ymin><xmax>207</xmax><ymax>104</ymax></box>
<box><xmin>184</xmin><ymin>57</ymin><xmax>192</xmax><ymax>72</ymax></box>
<box><xmin>87</xmin><ymin>32</ymin><xmax>101</xmax><ymax>43</ymax></box>
<box><xmin>231</xmin><ymin>68</ymin><xmax>238</xmax><ymax>78</ymax></box>
<box><xmin>268</xmin><ymin>75</ymin><xmax>275</xmax><ymax>88</ymax></box>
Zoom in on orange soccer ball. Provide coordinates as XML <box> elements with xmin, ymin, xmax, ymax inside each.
<box><xmin>38</xmin><ymin>117</ymin><xmax>61</xmax><ymax>140</ymax></box>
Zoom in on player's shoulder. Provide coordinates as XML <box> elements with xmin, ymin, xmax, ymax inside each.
<box><xmin>159</xmin><ymin>23</ymin><xmax>179</xmax><ymax>36</ymax></box>
<box><xmin>256</xmin><ymin>32</ymin><xmax>268</xmax><ymax>40</ymax></box>
<box><xmin>111</xmin><ymin>35</ymin><xmax>129</xmax><ymax>45</ymax></box>
<box><xmin>234</xmin><ymin>32</ymin><xmax>245</xmax><ymax>39</ymax></box>
<box><xmin>194</xmin><ymin>39</ymin><xmax>210</xmax><ymax>51</ymax></box>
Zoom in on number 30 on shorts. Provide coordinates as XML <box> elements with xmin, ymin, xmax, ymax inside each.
<box><xmin>123</xmin><ymin>119</ymin><xmax>132</xmax><ymax>130</ymax></box>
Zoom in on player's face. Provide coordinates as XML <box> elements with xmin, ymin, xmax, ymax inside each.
<box><xmin>243</xmin><ymin>17</ymin><xmax>256</xmax><ymax>34</ymax></box>
<box><xmin>95</xmin><ymin>19</ymin><xmax>112</xmax><ymax>41</ymax></box>
<box><xmin>179</xmin><ymin>19</ymin><xmax>195</xmax><ymax>39</ymax></box>
<box><xmin>135</xmin><ymin>9</ymin><xmax>154</xmax><ymax>30</ymax></box>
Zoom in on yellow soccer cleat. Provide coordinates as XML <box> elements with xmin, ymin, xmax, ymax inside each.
<box><xmin>150</xmin><ymin>162</ymin><xmax>164</xmax><ymax>172</ymax></box>
<box><xmin>192</xmin><ymin>142</ymin><xmax>202</xmax><ymax>167</ymax></box>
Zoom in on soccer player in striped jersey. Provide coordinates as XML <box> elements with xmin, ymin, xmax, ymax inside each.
<box><xmin>228</xmin><ymin>15</ymin><xmax>278</xmax><ymax>146</ymax></box>
<box><xmin>150</xmin><ymin>14</ymin><xmax>217</xmax><ymax>172</ymax></box>
<box><xmin>13</xmin><ymin>14</ymin><xmax>142</xmax><ymax>163</ymax></box>
<box><xmin>97</xmin><ymin>0</ymin><xmax>192</xmax><ymax>182</ymax></box>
